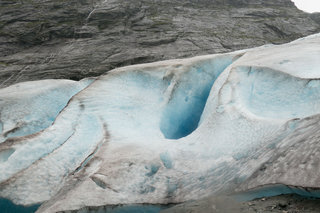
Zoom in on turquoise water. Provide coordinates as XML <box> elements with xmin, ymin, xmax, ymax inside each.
<box><xmin>0</xmin><ymin>199</ymin><xmax>168</xmax><ymax>213</ymax></box>
<box><xmin>234</xmin><ymin>184</ymin><xmax>320</xmax><ymax>202</ymax></box>
<box><xmin>0</xmin><ymin>198</ymin><xmax>40</xmax><ymax>213</ymax></box>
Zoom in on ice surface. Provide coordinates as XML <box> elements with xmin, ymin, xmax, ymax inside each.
<box><xmin>237</xmin><ymin>113</ymin><xmax>320</xmax><ymax>195</ymax></box>
<box><xmin>160</xmin><ymin>55</ymin><xmax>236</xmax><ymax>139</ymax></box>
<box><xmin>1</xmin><ymin>34</ymin><xmax>320</xmax><ymax>212</ymax></box>
<box><xmin>0</xmin><ymin>148</ymin><xmax>14</xmax><ymax>163</ymax></box>
<box><xmin>0</xmin><ymin>79</ymin><xmax>94</xmax><ymax>143</ymax></box>
<box><xmin>234</xmin><ymin>66</ymin><xmax>320</xmax><ymax>119</ymax></box>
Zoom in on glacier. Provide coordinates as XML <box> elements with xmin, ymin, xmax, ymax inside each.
<box><xmin>0</xmin><ymin>34</ymin><xmax>320</xmax><ymax>212</ymax></box>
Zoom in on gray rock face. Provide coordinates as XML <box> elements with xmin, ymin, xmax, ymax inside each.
<box><xmin>310</xmin><ymin>12</ymin><xmax>320</xmax><ymax>24</ymax></box>
<box><xmin>0</xmin><ymin>0</ymin><xmax>319</xmax><ymax>87</ymax></box>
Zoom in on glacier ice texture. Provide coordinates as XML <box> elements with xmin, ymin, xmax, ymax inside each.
<box><xmin>0</xmin><ymin>34</ymin><xmax>320</xmax><ymax>212</ymax></box>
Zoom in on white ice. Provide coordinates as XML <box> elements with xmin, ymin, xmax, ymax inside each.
<box><xmin>0</xmin><ymin>78</ymin><xmax>94</xmax><ymax>142</ymax></box>
<box><xmin>0</xmin><ymin>34</ymin><xmax>319</xmax><ymax>212</ymax></box>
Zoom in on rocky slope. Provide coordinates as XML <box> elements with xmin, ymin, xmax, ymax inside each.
<box><xmin>161</xmin><ymin>194</ymin><xmax>320</xmax><ymax>213</ymax></box>
<box><xmin>0</xmin><ymin>0</ymin><xmax>319</xmax><ymax>87</ymax></box>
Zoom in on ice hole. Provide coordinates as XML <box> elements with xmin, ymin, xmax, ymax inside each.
<box><xmin>160</xmin><ymin>55</ymin><xmax>235</xmax><ymax>139</ymax></box>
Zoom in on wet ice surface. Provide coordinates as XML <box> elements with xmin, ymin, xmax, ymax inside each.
<box><xmin>0</xmin><ymin>34</ymin><xmax>320</xmax><ymax>212</ymax></box>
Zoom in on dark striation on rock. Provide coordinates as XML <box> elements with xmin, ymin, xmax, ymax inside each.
<box><xmin>0</xmin><ymin>0</ymin><xmax>319</xmax><ymax>87</ymax></box>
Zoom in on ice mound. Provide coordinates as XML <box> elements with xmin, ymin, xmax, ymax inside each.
<box><xmin>0</xmin><ymin>34</ymin><xmax>320</xmax><ymax>212</ymax></box>
<box><xmin>0</xmin><ymin>79</ymin><xmax>94</xmax><ymax>143</ymax></box>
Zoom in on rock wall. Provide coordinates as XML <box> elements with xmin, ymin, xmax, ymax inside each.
<box><xmin>0</xmin><ymin>0</ymin><xmax>319</xmax><ymax>87</ymax></box>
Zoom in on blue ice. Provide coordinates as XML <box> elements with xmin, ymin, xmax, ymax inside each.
<box><xmin>238</xmin><ymin>67</ymin><xmax>320</xmax><ymax>119</ymax></box>
<box><xmin>160</xmin><ymin>56</ymin><xmax>235</xmax><ymax>139</ymax></box>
